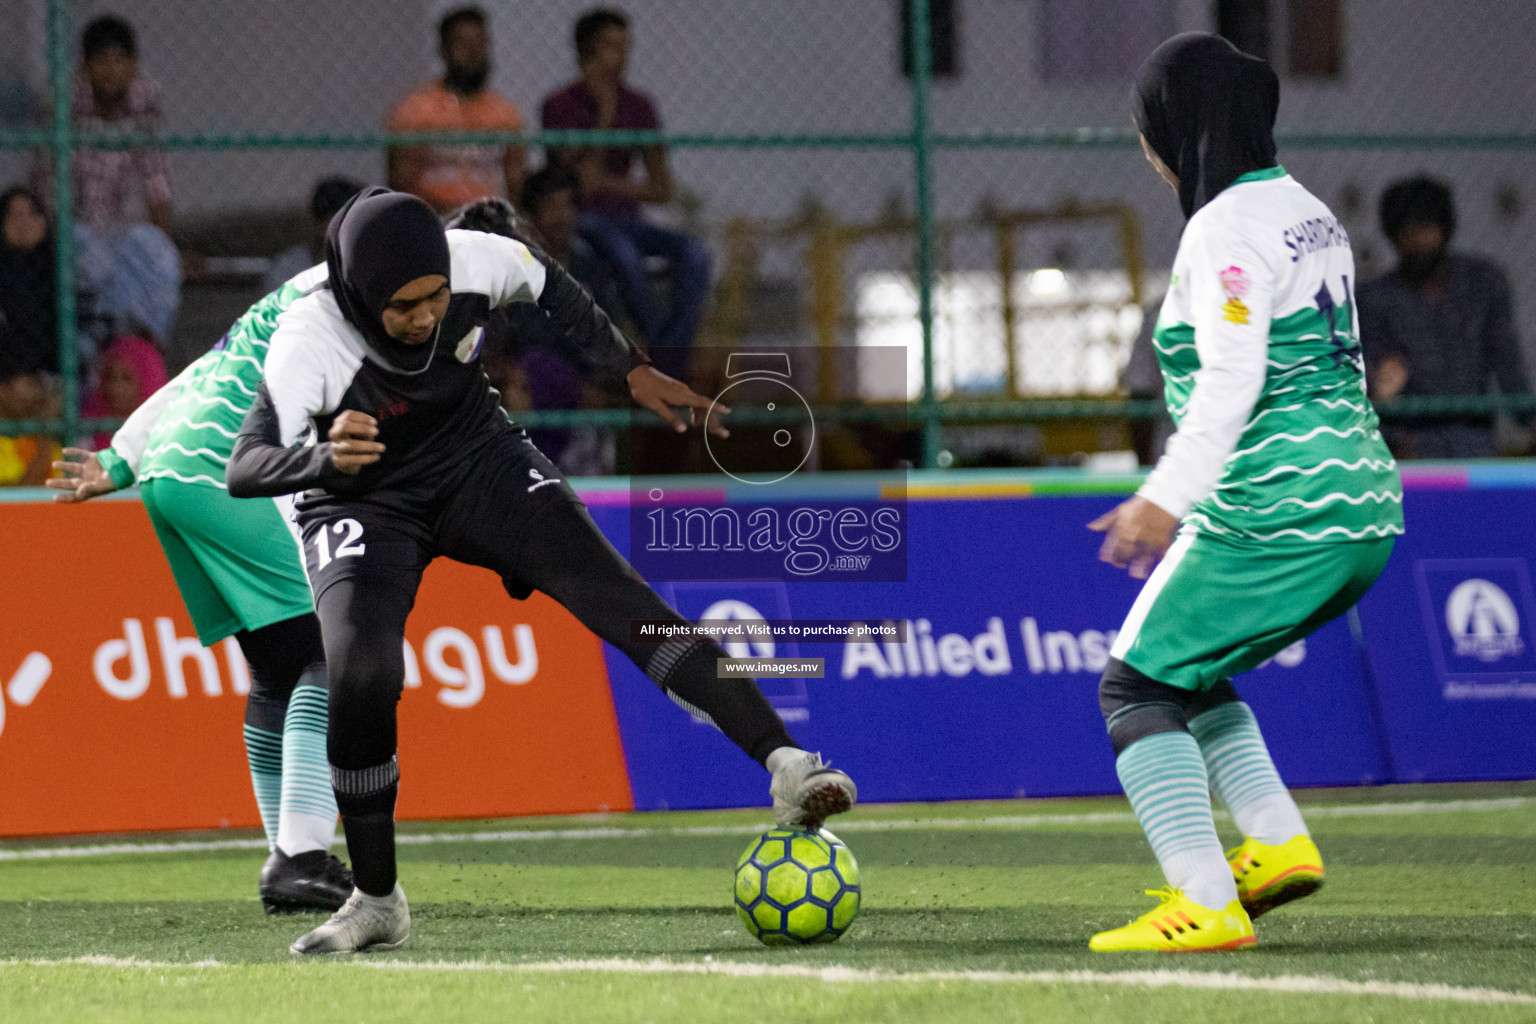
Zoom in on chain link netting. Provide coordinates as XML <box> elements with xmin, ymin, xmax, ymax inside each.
<box><xmin>1</xmin><ymin>0</ymin><xmax>1534</xmax><ymax>469</ymax></box>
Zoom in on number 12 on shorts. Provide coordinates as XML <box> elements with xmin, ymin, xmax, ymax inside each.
<box><xmin>314</xmin><ymin>518</ymin><xmax>366</xmax><ymax>569</ymax></box>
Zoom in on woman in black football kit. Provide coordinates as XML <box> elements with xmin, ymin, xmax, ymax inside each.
<box><xmin>227</xmin><ymin>189</ymin><xmax>855</xmax><ymax>955</ymax></box>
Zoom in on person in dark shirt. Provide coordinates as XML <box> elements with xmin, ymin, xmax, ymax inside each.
<box><xmin>455</xmin><ymin>184</ymin><xmax>619</xmax><ymax>470</ymax></box>
<box><xmin>521</xmin><ymin>163</ymin><xmax>619</xmax><ymax>315</ymax></box>
<box><xmin>0</xmin><ymin>186</ymin><xmax>59</xmax><ymax>378</ymax></box>
<box><xmin>541</xmin><ymin>8</ymin><xmax>710</xmax><ymax>380</ymax></box>
<box><xmin>263</xmin><ymin>176</ymin><xmax>365</xmax><ymax>293</ymax></box>
<box><xmin>226</xmin><ymin>189</ymin><xmax>856</xmax><ymax>955</ymax></box>
<box><xmin>1358</xmin><ymin>176</ymin><xmax>1530</xmax><ymax>459</ymax></box>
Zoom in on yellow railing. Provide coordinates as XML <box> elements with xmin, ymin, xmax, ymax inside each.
<box><xmin>713</xmin><ymin>201</ymin><xmax>1146</xmax><ymax>403</ymax></box>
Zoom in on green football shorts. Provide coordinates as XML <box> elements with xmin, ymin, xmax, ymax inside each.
<box><xmin>1109</xmin><ymin>528</ymin><xmax>1395</xmax><ymax>691</ymax></box>
<box><xmin>139</xmin><ymin>477</ymin><xmax>315</xmax><ymax>645</ymax></box>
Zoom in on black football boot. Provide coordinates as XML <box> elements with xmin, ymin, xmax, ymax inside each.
<box><xmin>259</xmin><ymin>849</ymin><xmax>354</xmax><ymax>914</ymax></box>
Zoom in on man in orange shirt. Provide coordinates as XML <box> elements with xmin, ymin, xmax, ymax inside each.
<box><xmin>386</xmin><ymin>7</ymin><xmax>525</xmax><ymax>215</ymax></box>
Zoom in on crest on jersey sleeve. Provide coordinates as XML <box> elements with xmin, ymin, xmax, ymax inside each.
<box><xmin>1219</xmin><ymin>265</ymin><xmax>1251</xmax><ymax>324</ymax></box>
<box><xmin>454</xmin><ymin>325</ymin><xmax>486</xmax><ymax>363</ymax></box>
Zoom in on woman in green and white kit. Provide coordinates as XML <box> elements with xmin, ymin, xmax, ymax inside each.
<box><xmin>51</xmin><ymin>267</ymin><xmax>354</xmax><ymax>913</ymax></box>
<box><xmin>1085</xmin><ymin>33</ymin><xmax>1403</xmax><ymax>952</ymax></box>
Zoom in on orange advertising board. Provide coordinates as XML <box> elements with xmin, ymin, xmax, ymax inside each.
<box><xmin>0</xmin><ymin>497</ymin><xmax>633</xmax><ymax>837</ymax></box>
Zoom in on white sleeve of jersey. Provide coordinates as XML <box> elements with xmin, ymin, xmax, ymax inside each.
<box><xmin>447</xmin><ymin>229</ymin><xmax>547</xmax><ymax>308</ymax></box>
<box><xmin>1138</xmin><ymin>208</ymin><xmax>1276</xmax><ymax>520</ymax></box>
<box><xmin>264</xmin><ymin>301</ymin><xmax>355</xmax><ymax>447</ymax></box>
<box><xmin>107</xmin><ymin>357</ymin><xmax>197</xmax><ymax>470</ymax></box>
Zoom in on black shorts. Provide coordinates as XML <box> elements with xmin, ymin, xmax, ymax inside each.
<box><xmin>297</xmin><ymin>430</ymin><xmax>577</xmax><ymax>603</ymax></box>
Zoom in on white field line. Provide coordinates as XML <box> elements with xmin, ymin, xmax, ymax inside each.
<box><xmin>4</xmin><ymin>956</ymin><xmax>1535</xmax><ymax>1007</ymax></box>
<box><xmin>0</xmin><ymin>796</ymin><xmax>1529</xmax><ymax>863</ymax></box>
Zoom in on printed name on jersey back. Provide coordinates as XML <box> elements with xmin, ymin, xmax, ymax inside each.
<box><xmin>1149</xmin><ymin>172</ymin><xmax>1403</xmax><ymax>543</ymax></box>
<box><xmin>1282</xmin><ymin>214</ymin><xmax>1350</xmax><ymax>263</ymax></box>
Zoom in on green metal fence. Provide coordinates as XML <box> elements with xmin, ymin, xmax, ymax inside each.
<box><xmin>3</xmin><ymin>0</ymin><xmax>1535</xmax><ymax>466</ymax></box>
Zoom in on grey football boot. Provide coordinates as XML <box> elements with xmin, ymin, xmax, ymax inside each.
<box><xmin>770</xmin><ymin>750</ymin><xmax>857</xmax><ymax>830</ymax></box>
<box><xmin>290</xmin><ymin>883</ymin><xmax>410</xmax><ymax>955</ymax></box>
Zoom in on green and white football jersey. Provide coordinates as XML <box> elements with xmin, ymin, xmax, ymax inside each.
<box><xmin>1139</xmin><ymin>166</ymin><xmax>1404</xmax><ymax>544</ymax></box>
<box><xmin>98</xmin><ymin>264</ymin><xmax>326</xmax><ymax>490</ymax></box>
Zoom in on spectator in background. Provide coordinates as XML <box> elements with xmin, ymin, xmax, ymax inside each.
<box><xmin>0</xmin><ymin>73</ymin><xmax>38</xmax><ymax>127</ymax></box>
<box><xmin>520</xmin><ymin>164</ymin><xmax>618</xmax><ymax>320</ymax></box>
<box><xmin>0</xmin><ymin>370</ymin><xmax>60</xmax><ymax>486</ymax></box>
<box><xmin>263</xmin><ymin>176</ymin><xmax>364</xmax><ymax>292</ymax></box>
<box><xmin>0</xmin><ymin>186</ymin><xmax>60</xmax><ymax>377</ymax></box>
<box><xmin>1359</xmin><ymin>176</ymin><xmax>1529</xmax><ymax>459</ymax></box>
<box><xmin>453</xmin><ymin>191</ymin><xmax>621</xmax><ymax>475</ymax></box>
<box><xmin>80</xmin><ymin>333</ymin><xmax>166</xmax><ymax>450</ymax></box>
<box><xmin>387</xmin><ymin>6</ymin><xmax>526</xmax><ymax>215</ymax></box>
<box><xmin>32</xmin><ymin>15</ymin><xmax>181</xmax><ymax>345</ymax></box>
<box><xmin>61</xmin><ymin>15</ymin><xmax>173</xmax><ymax>234</ymax></box>
<box><xmin>542</xmin><ymin>8</ymin><xmax>710</xmax><ymax>380</ymax></box>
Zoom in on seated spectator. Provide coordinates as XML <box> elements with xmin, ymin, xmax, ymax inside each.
<box><xmin>387</xmin><ymin>6</ymin><xmax>526</xmax><ymax>215</ymax></box>
<box><xmin>81</xmin><ymin>333</ymin><xmax>167</xmax><ymax>450</ymax></box>
<box><xmin>449</xmin><ymin>195</ymin><xmax>620</xmax><ymax>475</ymax></box>
<box><xmin>1359</xmin><ymin>176</ymin><xmax>1530</xmax><ymax>459</ymax></box>
<box><xmin>0</xmin><ymin>73</ymin><xmax>38</xmax><ymax>126</ymax></box>
<box><xmin>263</xmin><ymin>176</ymin><xmax>364</xmax><ymax>292</ymax></box>
<box><xmin>0</xmin><ymin>186</ymin><xmax>60</xmax><ymax>377</ymax></box>
<box><xmin>0</xmin><ymin>370</ymin><xmax>61</xmax><ymax>486</ymax></box>
<box><xmin>520</xmin><ymin>164</ymin><xmax>620</xmax><ymax>329</ymax></box>
<box><xmin>32</xmin><ymin>15</ymin><xmax>181</xmax><ymax>344</ymax></box>
<box><xmin>541</xmin><ymin>8</ymin><xmax>710</xmax><ymax>380</ymax></box>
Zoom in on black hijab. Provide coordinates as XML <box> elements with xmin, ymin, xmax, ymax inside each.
<box><xmin>324</xmin><ymin>187</ymin><xmax>451</xmax><ymax>373</ymax></box>
<box><xmin>1133</xmin><ymin>33</ymin><xmax>1280</xmax><ymax>220</ymax></box>
<box><xmin>0</xmin><ymin>185</ymin><xmax>59</xmax><ymax>376</ymax></box>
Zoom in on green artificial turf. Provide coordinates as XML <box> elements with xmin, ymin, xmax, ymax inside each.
<box><xmin>2</xmin><ymin>784</ymin><xmax>1533</xmax><ymax>1023</ymax></box>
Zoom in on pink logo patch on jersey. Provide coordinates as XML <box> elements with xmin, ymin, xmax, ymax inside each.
<box><xmin>1219</xmin><ymin>265</ymin><xmax>1250</xmax><ymax>299</ymax></box>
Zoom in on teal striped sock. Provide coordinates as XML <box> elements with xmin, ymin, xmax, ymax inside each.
<box><xmin>1188</xmin><ymin>701</ymin><xmax>1307</xmax><ymax>845</ymax></box>
<box><xmin>242</xmin><ymin>724</ymin><xmax>283</xmax><ymax>851</ymax></box>
<box><xmin>276</xmin><ymin>684</ymin><xmax>338</xmax><ymax>855</ymax></box>
<box><xmin>1116</xmin><ymin>730</ymin><xmax>1237</xmax><ymax>911</ymax></box>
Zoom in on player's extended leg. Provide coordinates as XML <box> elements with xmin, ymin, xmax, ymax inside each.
<box><xmin>1187</xmin><ymin>691</ymin><xmax>1323</xmax><ymax>918</ymax></box>
<box><xmin>434</xmin><ymin>442</ymin><xmax>855</xmax><ymax>828</ymax></box>
<box><xmin>235</xmin><ymin>613</ymin><xmax>352</xmax><ymax>914</ymax></box>
<box><xmin>512</xmin><ymin>501</ymin><xmax>856</xmax><ymax>827</ymax></box>
<box><xmin>1089</xmin><ymin>659</ymin><xmax>1256</xmax><ymax>952</ymax></box>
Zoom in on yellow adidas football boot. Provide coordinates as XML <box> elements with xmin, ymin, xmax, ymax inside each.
<box><xmin>1089</xmin><ymin>887</ymin><xmax>1256</xmax><ymax>953</ymax></box>
<box><xmin>1228</xmin><ymin>834</ymin><xmax>1325</xmax><ymax>919</ymax></box>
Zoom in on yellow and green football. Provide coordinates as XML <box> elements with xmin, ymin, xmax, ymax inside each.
<box><xmin>734</xmin><ymin>827</ymin><xmax>860</xmax><ymax>945</ymax></box>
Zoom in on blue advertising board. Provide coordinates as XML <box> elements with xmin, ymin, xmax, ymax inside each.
<box><xmin>1355</xmin><ymin>476</ymin><xmax>1536</xmax><ymax>782</ymax></box>
<box><xmin>588</xmin><ymin>484</ymin><xmax>1387</xmax><ymax>811</ymax></box>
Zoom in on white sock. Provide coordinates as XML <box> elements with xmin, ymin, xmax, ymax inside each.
<box><xmin>1161</xmin><ymin>847</ymin><xmax>1240</xmax><ymax>912</ymax></box>
<box><xmin>1235</xmin><ymin>791</ymin><xmax>1309</xmax><ymax>846</ymax></box>
<box><xmin>765</xmin><ymin>747</ymin><xmax>806</xmax><ymax>774</ymax></box>
<box><xmin>351</xmin><ymin>883</ymin><xmax>403</xmax><ymax>906</ymax></box>
<box><xmin>276</xmin><ymin>813</ymin><xmax>338</xmax><ymax>857</ymax></box>
<box><xmin>276</xmin><ymin>683</ymin><xmax>340</xmax><ymax>856</ymax></box>
<box><xmin>1188</xmin><ymin>702</ymin><xmax>1308</xmax><ymax>846</ymax></box>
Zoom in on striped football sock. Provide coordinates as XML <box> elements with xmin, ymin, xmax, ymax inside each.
<box><xmin>1116</xmin><ymin>731</ymin><xmax>1238</xmax><ymax>912</ymax></box>
<box><xmin>275</xmin><ymin>683</ymin><xmax>339</xmax><ymax>856</ymax></box>
<box><xmin>1188</xmin><ymin>701</ymin><xmax>1308</xmax><ymax>845</ymax></box>
<box><xmin>242</xmin><ymin>724</ymin><xmax>283</xmax><ymax>851</ymax></box>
